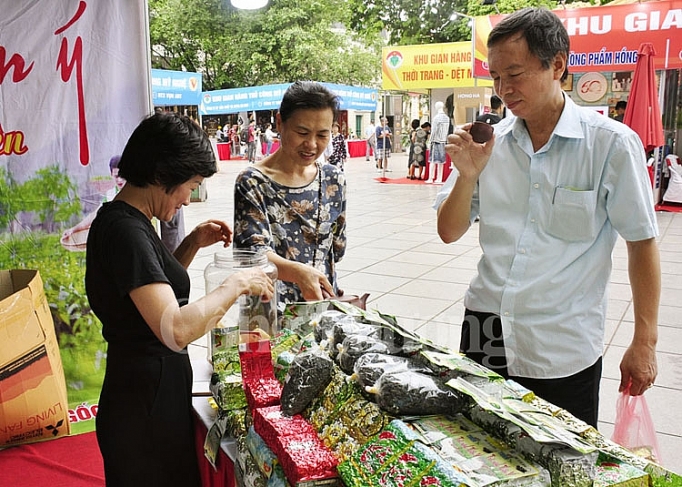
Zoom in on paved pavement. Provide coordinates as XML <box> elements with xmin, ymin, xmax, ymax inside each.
<box><xmin>184</xmin><ymin>148</ymin><xmax>682</xmax><ymax>473</ymax></box>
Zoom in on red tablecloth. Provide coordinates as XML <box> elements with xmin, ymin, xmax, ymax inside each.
<box><xmin>0</xmin><ymin>432</ymin><xmax>105</xmax><ymax>486</ymax></box>
<box><xmin>261</xmin><ymin>140</ymin><xmax>280</xmax><ymax>155</ymax></box>
<box><xmin>348</xmin><ymin>139</ymin><xmax>370</xmax><ymax>158</ymax></box>
<box><xmin>217</xmin><ymin>143</ymin><xmax>231</xmax><ymax>161</ymax></box>
<box><xmin>194</xmin><ymin>407</ymin><xmax>235</xmax><ymax>487</ymax></box>
<box><xmin>425</xmin><ymin>149</ymin><xmax>454</xmax><ymax>182</ymax></box>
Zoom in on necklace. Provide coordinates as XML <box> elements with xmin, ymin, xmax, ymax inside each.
<box><xmin>312</xmin><ymin>163</ymin><xmax>323</xmax><ymax>268</ymax></box>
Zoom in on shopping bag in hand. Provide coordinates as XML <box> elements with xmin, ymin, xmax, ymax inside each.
<box><xmin>611</xmin><ymin>386</ymin><xmax>662</xmax><ymax>464</ymax></box>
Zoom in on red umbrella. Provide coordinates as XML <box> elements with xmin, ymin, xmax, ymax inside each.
<box><xmin>623</xmin><ymin>43</ymin><xmax>664</xmax><ymax>153</ymax></box>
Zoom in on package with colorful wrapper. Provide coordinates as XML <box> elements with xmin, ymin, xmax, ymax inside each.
<box><xmin>275</xmin><ymin>434</ymin><xmax>338</xmax><ymax>486</ymax></box>
<box><xmin>299</xmin><ymin>365</ymin><xmax>392</xmax><ymax>462</ymax></box>
<box><xmin>253</xmin><ymin>405</ymin><xmax>316</xmax><ymax>447</ymax></box>
<box><xmin>246</xmin><ymin>425</ymin><xmax>280</xmax><ymax>479</ymax></box>
<box><xmin>239</xmin><ymin>340</ymin><xmax>282</xmax><ymax>411</ymax></box>
<box><xmin>338</xmin><ymin>419</ymin><xmax>473</xmax><ymax>487</ymax></box>
<box><xmin>270</xmin><ymin>328</ymin><xmax>301</xmax><ymax>361</ymax></box>
<box><xmin>407</xmin><ymin>415</ymin><xmax>551</xmax><ymax>487</ymax></box>
<box><xmin>210</xmin><ymin>371</ymin><xmax>248</xmax><ymax>411</ymax></box>
<box><xmin>235</xmin><ymin>435</ymin><xmax>268</xmax><ymax>487</ymax></box>
<box><xmin>251</xmin><ymin>404</ymin><xmax>339</xmax><ymax>486</ymax></box>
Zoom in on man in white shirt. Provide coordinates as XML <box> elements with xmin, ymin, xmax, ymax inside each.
<box><xmin>434</xmin><ymin>7</ymin><xmax>659</xmax><ymax>427</ymax></box>
<box><xmin>364</xmin><ymin>121</ymin><xmax>376</xmax><ymax>162</ymax></box>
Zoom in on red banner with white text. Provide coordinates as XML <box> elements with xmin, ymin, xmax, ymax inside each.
<box><xmin>474</xmin><ymin>0</ymin><xmax>682</xmax><ymax>77</ymax></box>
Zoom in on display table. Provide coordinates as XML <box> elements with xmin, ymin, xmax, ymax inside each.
<box><xmin>347</xmin><ymin>139</ymin><xmax>370</xmax><ymax>158</ymax></box>
<box><xmin>193</xmin><ymin>396</ymin><xmax>236</xmax><ymax>487</ymax></box>
<box><xmin>425</xmin><ymin>149</ymin><xmax>454</xmax><ymax>182</ymax></box>
<box><xmin>216</xmin><ymin>143</ymin><xmax>231</xmax><ymax>161</ymax></box>
<box><xmin>261</xmin><ymin>140</ymin><xmax>280</xmax><ymax>155</ymax></box>
<box><xmin>192</xmin><ymin>346</ymin><xmax>237</xmax><ymax>487</ymax></box>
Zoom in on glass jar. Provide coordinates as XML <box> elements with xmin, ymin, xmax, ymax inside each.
<box><xmin>204</xmin><ymin>249</ymin><xmax>279</xmax><ymax>354</ymax></box>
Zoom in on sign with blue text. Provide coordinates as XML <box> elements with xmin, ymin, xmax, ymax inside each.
<box><xmin>151</xmin><ymin>69</ymin><xmax>202</xmax><ymax>106</ymax></box>
<box><xmin>199</xmin><ymin>82</ymin><xmax>378</xmax><ymax>115</ymax></box>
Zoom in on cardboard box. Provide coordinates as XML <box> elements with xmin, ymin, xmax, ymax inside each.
<box><xmin>0</xmin><ymin>269</ymin><xmax>71</xmax><ymax>446</ymax></box>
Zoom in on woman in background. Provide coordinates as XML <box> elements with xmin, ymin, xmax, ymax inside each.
<box><xmin>327</xmin><ymin>121</ymin><xmax>348</xmax><ymax>170</ymax></box>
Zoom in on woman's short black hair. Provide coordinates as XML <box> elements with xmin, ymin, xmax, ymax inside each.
<box><xmin>118</xmin><ymin>112</ymin><xmax>216</xmax><ymax>192</ymax></box>
<box><xmin>487</xmin><ymin>7</ymin><xmax>570</xmax><ymax>82</ymax></box>
<box><xmin>411</xmin><ymin>119</ymin><xmax>420</xmax><ymax>130</ymax></box>
<box><xmin>278</xmin><ymin>81</ymin><xmax>340</xmax><ymax>123</ymax></box>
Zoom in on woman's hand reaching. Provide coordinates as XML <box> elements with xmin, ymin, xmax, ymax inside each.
<box><xmin>174</xmin><ymin>219</ymin><xmax>233</xmax><ymax>268</ymax></box>
<box><xmin>225</xmin><ymin>267</ymin><xmax>275</xmax><ymax>302</ymax></box>
<box><xmin>190</xmin><ymin>219</ymin><xmax>233</xmax><ymax>248</ymax></box>
<box><xmin>293</xmin><ymin>262</ymin><xmax>334</xmax><ymax>301</ymax></box>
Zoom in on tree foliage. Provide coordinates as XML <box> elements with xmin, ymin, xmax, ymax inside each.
<box><xmin>149</xmin><ymin>0</ymin><xmax>381</xmax><ymax>90</ymax></box>
<box><xmin>347</xmin><ymin>0</ymin><xmax>617</xmax><ymax>46</ymax></box>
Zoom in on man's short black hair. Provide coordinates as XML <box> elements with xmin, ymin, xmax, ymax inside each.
<box><xmin>488</xmin><ymin>7</ymin><xmax>570</xmax><ymax>82</ymax></box>
<box><xmin>490</xmin><ymin>95</ymin><xmax>502</xmax><ymax>110</ymax></box>
<box><xmin>615</xmin><ymin>101</ymin><xmax>627</xmax><ymax>111</ymax></box>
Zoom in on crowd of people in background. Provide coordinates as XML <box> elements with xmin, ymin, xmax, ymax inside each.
<box><xmin>204</xmin><ymin>89</ymin><xmax>627</xmax><ymax>175</ymax></box>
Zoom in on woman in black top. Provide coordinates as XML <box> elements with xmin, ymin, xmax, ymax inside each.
<box><xmin>86</xmin><ymin>112</ymin><xmax>274</xmax><ymax>487</ymax></box>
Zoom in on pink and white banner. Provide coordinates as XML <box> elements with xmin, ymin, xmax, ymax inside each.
<box><xmin>1</xmin><ymin>0</ymin><xmax>151</xmax><ymax>436</ymax></box>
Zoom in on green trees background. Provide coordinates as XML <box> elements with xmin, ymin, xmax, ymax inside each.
<box><xmin>149</xmin><ymin>0</ymin><xmax>614</xmax><ymax>90</ymax></box>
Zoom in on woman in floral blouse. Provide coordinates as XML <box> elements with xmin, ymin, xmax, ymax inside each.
<box><xmin>233</xmin><ymin>81</ymin><xmax>347</xmax><ymax>304</ymax></box>
<box><xmin>327</xmin><ymin>121</ymin><xmax>347</xmax><ymax>170</ymax></box>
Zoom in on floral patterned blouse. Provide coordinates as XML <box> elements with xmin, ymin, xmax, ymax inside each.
<box><xmin>233</xmin><ymin>162</ymin><xmax>347</xmax><ymax>304</ymax></box>
<box><xmin>327</xmin><ymin>133</ymin><xmax>347</xmax><ymax>169</ymax></box>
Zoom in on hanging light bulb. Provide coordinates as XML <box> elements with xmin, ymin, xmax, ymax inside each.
<box><xmin>231</xmin><ymin>0</ymin><xmax>269</xmax><ymax>9</ymax></box>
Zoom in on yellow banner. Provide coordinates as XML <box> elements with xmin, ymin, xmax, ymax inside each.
<box><xmin>382</xmin><ymin>42</ymin><xmax>492</xmax><ymax>90</ymax></box>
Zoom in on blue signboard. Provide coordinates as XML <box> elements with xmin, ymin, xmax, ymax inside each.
<box><xmin>199</xmin><ymin>82</ymin><xmax>378</xmax><ymax>115</ymax></box>
<box><xmin>151</xmin><ymin>69</ymin><xmax>203</xmax><ymax>106</ymax></box>
<box><xmin>322</xmin><ymin>82</ymin><xmax>379</xmax><ymax>111</ymax></box>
